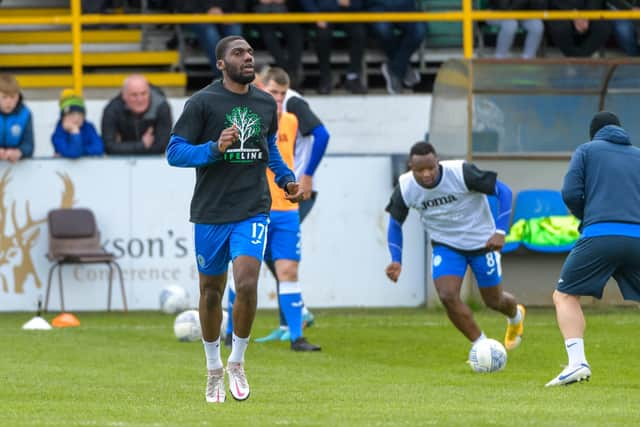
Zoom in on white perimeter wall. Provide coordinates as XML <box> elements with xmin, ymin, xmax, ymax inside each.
<box><xmin>1</xmin><ymin>95</ymin><xmax>432</xmax><ymax>311</ymax></box>
<box><xmin>29</xmin><ymin>94</ymin><xmax>432</xmax><ymax>157</ymax></box>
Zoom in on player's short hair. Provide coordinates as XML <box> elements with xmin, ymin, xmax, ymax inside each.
<box><xmin>215</xmin><ymin>35</ymin><xmax>246</xmax><ymax>61</ymax></box>
<box><xmin>409</xmin><ymin>141</ymin><xmax>437</xmax><ymax>157</ymax></box>
<box><xmin>262</xmin><ymin>67</ymin><xmax>290</xmax><ymax>87</ymax></box>
<box><xmin>0</xmin><ymin>74</ymin><xmax>20</xmax><ymax>96</ymax></box>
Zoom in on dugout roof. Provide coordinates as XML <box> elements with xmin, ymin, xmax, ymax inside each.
<box><xmin>429</xmin><ymin>59</ymin><xmax>640</xmax><ymax>159</ymax></box>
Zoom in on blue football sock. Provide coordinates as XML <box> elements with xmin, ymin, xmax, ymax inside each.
<box><xmin>226</xmin><ymin>287</ymin><xmax>235</xmax><ymax>336</ymax></box>
<box><xmin>278</xmin><ymin>281</ymin><xmax>303</xmax><ymax>342</ymax></box>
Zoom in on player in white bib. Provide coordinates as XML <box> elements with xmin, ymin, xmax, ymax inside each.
<box><xmin>385</xmin><ymin>142</ymin><xmax>526</xmax><ymax>351</ymax></box>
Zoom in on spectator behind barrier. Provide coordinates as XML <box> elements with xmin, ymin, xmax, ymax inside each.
<box><xmin>300</xmin><ymin>0</ymin><xmax>368</xmax><ymax>94</ymax></box>
<box><xmin>251</xmin><ymin>0</ymin><xmax>304</xmax><ymax>90</ymax></box>
<box><xmin>171</xmin><ymin>1</ymin><xmax>246</xmax><ymax>77</ymax></box>
<box><xmin>0</xmin><ymin>74</ymin><xmax>33</xmax><ymax>162</ymax></box>
<box><xmin>607</xmin><ymin>0</ymin><xmax>640</xmax><ymax>56</ymax></box>
<box><xmin>51</xmin><ymin>89</ymin><xmax>104</xmax><ymax>159</ymax></box>
<box><xmin>101</xmin><ymin>74</ymin><xmax>173</xmax><ymax>155</ymax></box>
<box><xmin>82</xmin><ymin>0</ymin><xmax>115</xmax><ymax>13</ymax></box>
<box><xmin>364</xmin><ymin>0</ymin><xmax>426</xmax><ymax>94</ymax></box>
<box><xmin>546</xmin><ymin>0</ymin><xmax>612</xmax><ymax>57</ymax></box>
<box><xmin>485</xmin><ymin>0</ymin><xmax>545</xmax><ymax>59</ymax></box>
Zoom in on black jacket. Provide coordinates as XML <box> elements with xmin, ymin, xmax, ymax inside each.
<box><xmin>607</xmin><ymin>0</ymin><xmax>640</xmax><ymax>8</ymax></box>
<box><xmin>550</xmin><ymin>0</ymin><xmax>606</xmax><ymax>9</ymax></box>
<box><xmin>101</xmin><ymin>86</ymin><xmax>172</xmax><ymax>155</ymax></box>
<box><xmin>489</xmin><ymin>0</ymin><xmax>547</xmax><ymax>9</ymax></box>
<box><xmin>171</xmin><ymin>0</ymin><xmax>247</xmax><ymax>13</ymax></box>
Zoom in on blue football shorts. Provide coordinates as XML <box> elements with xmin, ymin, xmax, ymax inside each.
<box><xmin>432</xmin><ymin>244</ymin><xmax>502</xmax><ymax>287</ymax></box>
<box><xmin>264</xmin><ymin>210</ymin><xmax>301</xmax><ymax>262</ymax></box>
<box><xmin>194</xmin><ymin>214</ymin><xmax>269</xmax><ymax>276</ymax></box>
<box><xmin>557</xmin><ymin>236</ymin><xmax>640</xmax><ymax>301</ymax></box>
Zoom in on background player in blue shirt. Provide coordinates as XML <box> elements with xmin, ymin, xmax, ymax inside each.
<box><xmin>227</xmin><ymin>65</ymin><xmax>330</xmax><ymax>345</ymax></box>
<box><xmin>166</xmin><ymin>36</ymin><xmax>304</xmax><ymax>404</ymax></box>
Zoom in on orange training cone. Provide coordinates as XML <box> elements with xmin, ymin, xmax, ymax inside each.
<box><xmin>51</xmin><ymin>313</ymin><xmax>80</xmax><ymax>328</ymax></box>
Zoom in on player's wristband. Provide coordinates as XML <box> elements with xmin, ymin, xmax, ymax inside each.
<box><xmin>495</xmin><ymin>229</ymin><xmax>506</xmax><ymax>235</ymax></box>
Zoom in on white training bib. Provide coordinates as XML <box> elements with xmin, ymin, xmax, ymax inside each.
<box><xmin>398</xmin><ymin>160</ymin><xmax>495</xmax><ymax>250</ymax></box>
<box><xmin>284</xmin><ymin>89</ymin><xmax>318</xmax><ymax>190</ymax></box>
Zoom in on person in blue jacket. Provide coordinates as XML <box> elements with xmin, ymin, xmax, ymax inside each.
<box><xmin>0</xmin><ymin>74</ymin><xmax>34</xmax><ymax>162</ymax></box>
<box><xmin>546</xmin><ymin>112</ymin><xmax>640</xmax><ymax>387</ymax></box>
<box><xmin>51</xmin><ymin>90</ymin><xmax>104</xmax><ymax>158</ymax></box>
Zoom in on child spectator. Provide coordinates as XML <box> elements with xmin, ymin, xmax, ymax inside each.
<box><xmin>0</xmin><ymin>74</ymin><xmax>34</xmax><ymax>162</ymax></box>
<box><xmin>51</xmin><ymin>89</ymin><xmax>104</xmax><ymax>158</ymax></box>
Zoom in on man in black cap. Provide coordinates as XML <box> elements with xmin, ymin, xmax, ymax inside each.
<box><xmin>546</xmin><ymin>111</ymin><xmax>640</xmax><ymax>387</ymax></box>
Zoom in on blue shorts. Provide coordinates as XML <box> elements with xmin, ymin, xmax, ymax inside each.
<box><xmin>194</xmin><ymin>214</ymin><xmax>269</xmax><ymax>276</ymax></box>
<box><xmin>557</xmin><ymin>236</ymin><xmax>640</xmax><ymax>301</ymax></box>
<box><xmin>264</xmin><ymin>210</ymin><xmax>301</xmax><ymax>262</ymax></box>
<box><xmin>432</xmin><ymin>245</ymin><xmax>502</xmax><ymax>287</ymax></box>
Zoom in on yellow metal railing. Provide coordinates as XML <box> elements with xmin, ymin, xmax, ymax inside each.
<box><xmin>3</xmin><ymin>0</ymin><xmax>640</xmax><ymax>94</ymax></box>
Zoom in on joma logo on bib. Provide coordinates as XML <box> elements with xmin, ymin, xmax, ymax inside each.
<box><xmin>420</xmin><ymin>194</ymin><xmax>458</xmax><ymax>209</ymax></box>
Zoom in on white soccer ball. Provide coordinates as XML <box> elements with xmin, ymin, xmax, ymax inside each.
<box><xmin>468</xmin><ymin>338</ymin><xmax>507</xmax><ymax>373</ymax></box>
<box><xmin>159</xmin><ymin>285</ymin><xmax>190</xmax><ymax>314</ymax></box>
<box><xmin>173</xmin><ymin>309</ymin><xmax>228</xmax><ymax>342</ymax></box>
<box><xmin>174</xmin><ymin>309</ymin><xmax>202</xmax><ymax>342</ymax></box>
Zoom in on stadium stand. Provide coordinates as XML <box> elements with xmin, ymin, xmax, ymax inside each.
<box><xmin>0</xmin><ymin>0</ymin><xmax>185</xmax><ymax>91</ymax></box>
<box><xmin>1</xmin><ymin>0</ymin><xmax>632</xmax><ymax>93</ymax></box>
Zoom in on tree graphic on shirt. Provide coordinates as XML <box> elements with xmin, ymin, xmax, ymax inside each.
<box><xmin>225</xmin><ymin>106</ymin><xmax>261</xmax><ymax>151</ymax></box>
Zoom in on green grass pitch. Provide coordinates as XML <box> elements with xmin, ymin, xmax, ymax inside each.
<box><xmin>1</xmin><ymin>307</ymin><xmax>639</xmax><ymax>426</ymax></box>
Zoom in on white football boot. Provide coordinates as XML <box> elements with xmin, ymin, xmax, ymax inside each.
<box><xmin>227</xmin><ymin>362</ymin><xmax>250</xmax><ymax>401</ymax></box>
<box><xmin>545</xmin><ymin>363</ymin><xmax>591</xmax><ymax>387</ymax></box>
<box><xmin>205</xmin><ymin>368</ymin><xmax>226</xmax><ymax>403</ymax></box>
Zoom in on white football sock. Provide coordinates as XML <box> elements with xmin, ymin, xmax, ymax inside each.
<box><xmin>228</xmin><ymin>333</ymin><xmax>250</xmax><ymax>364</ymax></box>
<box><xmin>508</xmin><ymin>306</ymin><xmax>522</xmax><ymax>325</ymax></box>
<box><xmin>203</xmin><ymin>338</ymin><xmax>222</xmax><ymax>370</ymax></box>
<box><xmin>472</xmin><ymin>332</ymin><xmax>487</xmax><ymax>345</ymax></box>
<box><xmin>565</xmin><ymin>338</ymin><xmax>587</xmax><ymax>366</ymax></box>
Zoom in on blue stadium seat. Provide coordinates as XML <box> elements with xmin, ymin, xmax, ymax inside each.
<box><xmin>512</xmin><ymin>189</ymin><xmax>568</xmax><ymax>222</ymax></box>
<box><xmin>511</xmin><ymin>189</ymin><xmax>575</xmax><ymax>253</ymax></box>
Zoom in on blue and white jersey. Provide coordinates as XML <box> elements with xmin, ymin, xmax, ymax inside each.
<box><xmin>394</xmin><ymin>160</ymin><xmax>496</xmax><ymax>251</ymax></box>
<box><xmin>283</xmin><ymin>88</ymin><xmax>319</xmax><ymax>190</ymax></box>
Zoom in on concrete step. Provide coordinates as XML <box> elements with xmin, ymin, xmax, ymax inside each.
<box><xmin>0</xmin><ymin>29</ymin><xmax>142</xmax><ymax>44</ymax></box>
<box><xmin>0</xmin><ymin>50</ymin><xmax>179</xmax><ymax>67</ymax></box>
<box><xmin>15</xmin><ymin>71</ymin><xmax>186</xmax><ymax>88</ymax></box>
